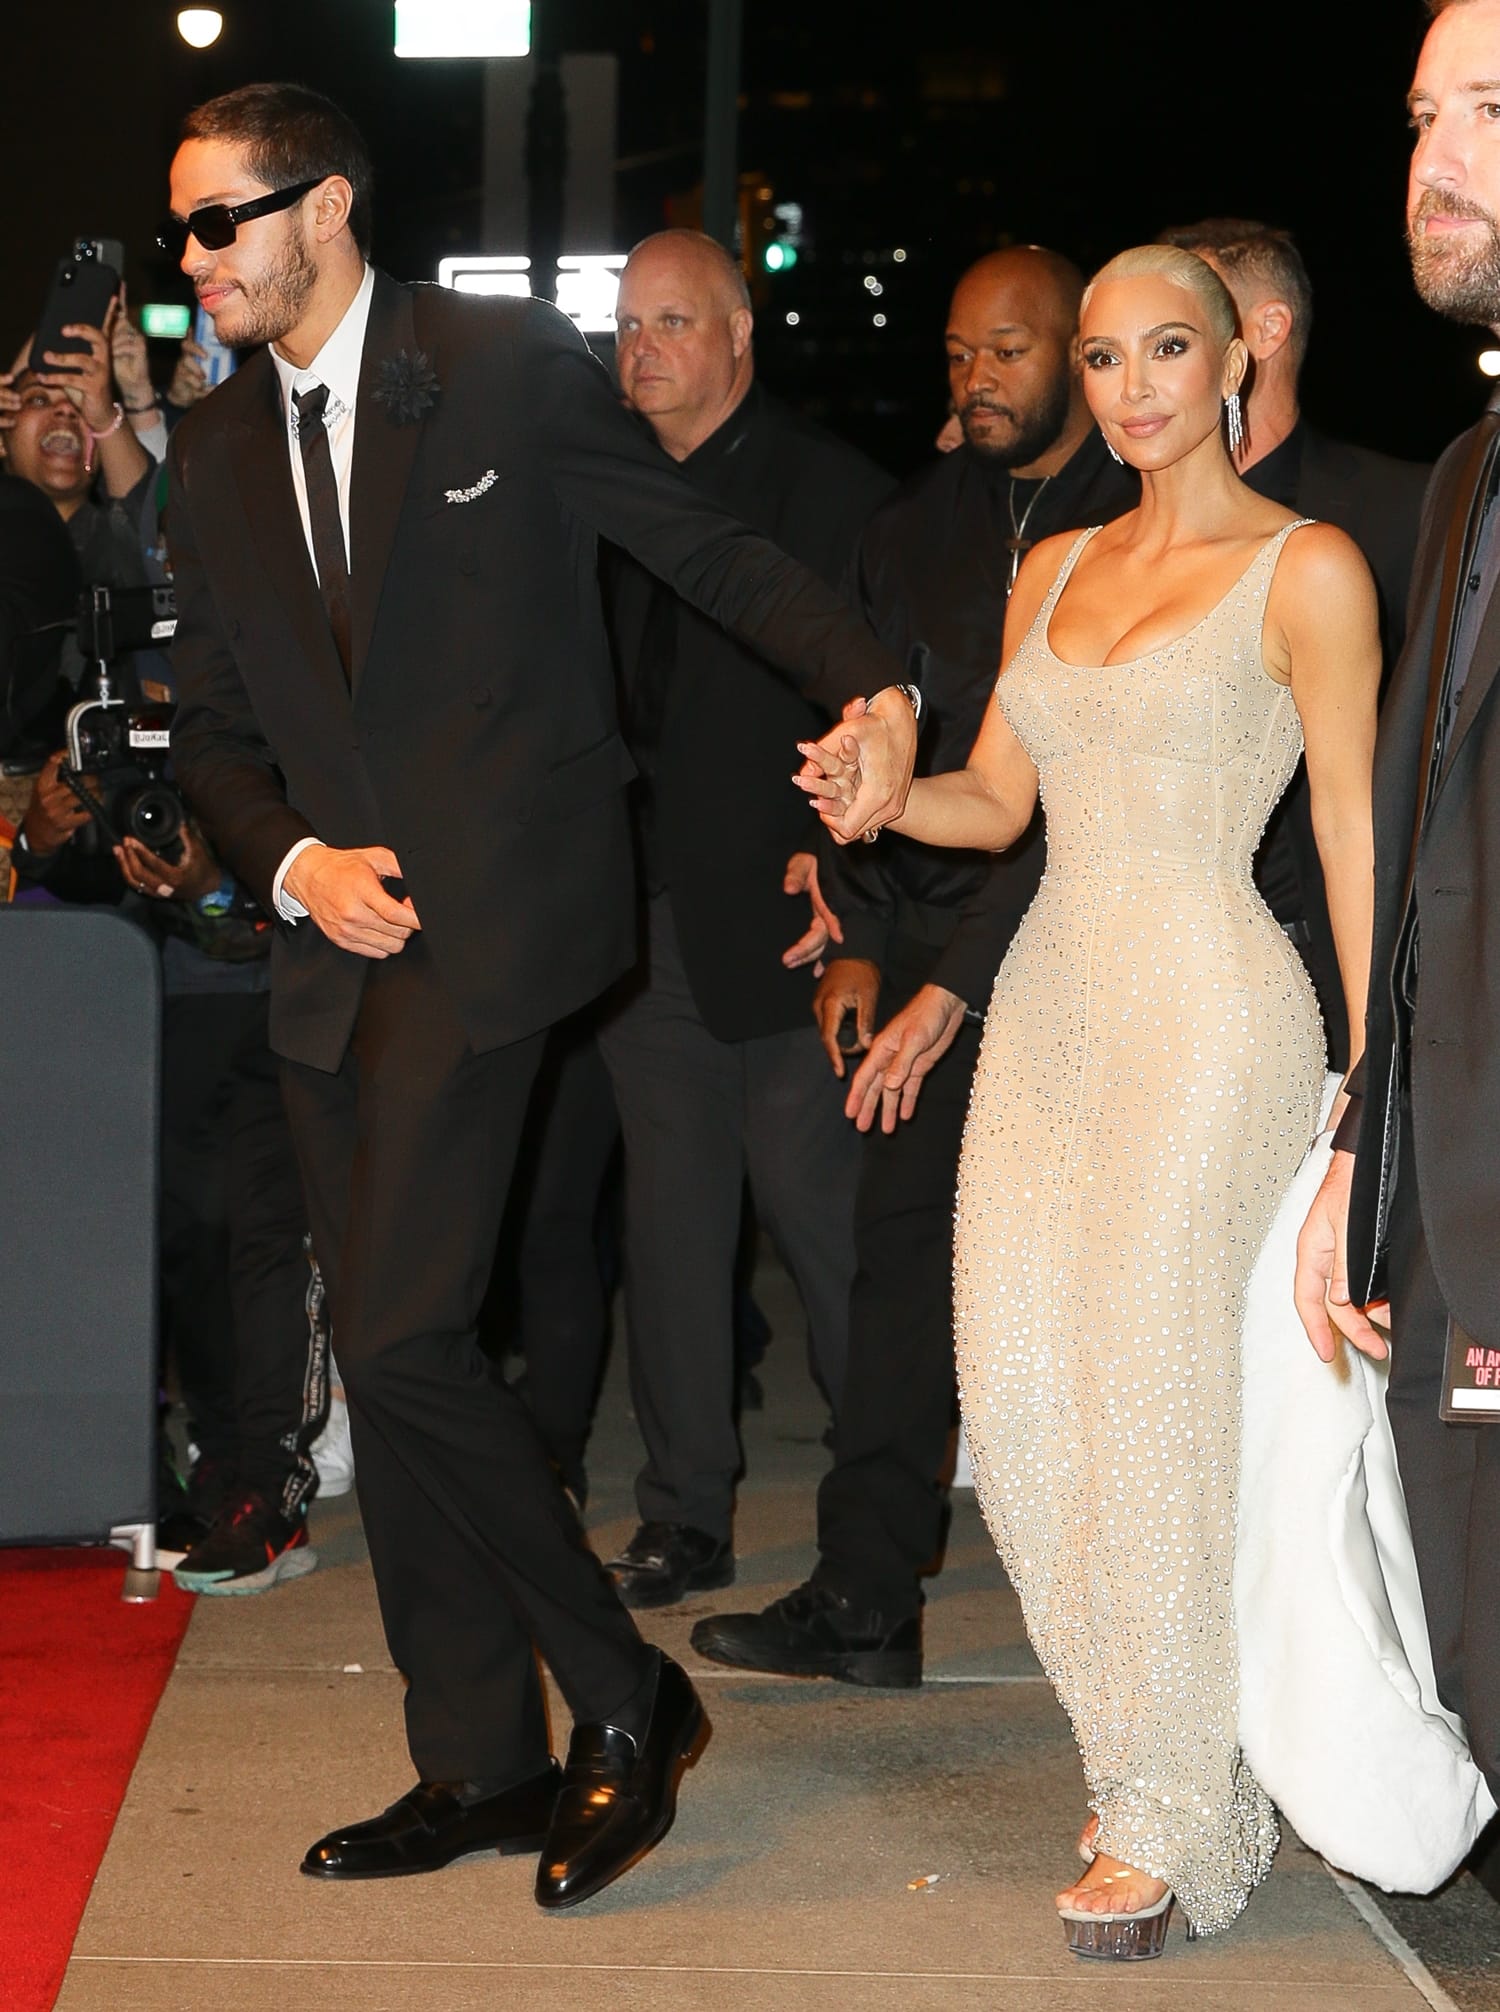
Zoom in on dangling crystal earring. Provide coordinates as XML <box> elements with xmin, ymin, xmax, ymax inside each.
<box><xmin>1102</xmin><ymin>429</ymin><xmax>1124</xmax><ymax>465</ymax></box>
<box><xmin>1225</xmin><ymin>390</ymin><xmax>1244</xmax><ymax>456</ymax></box>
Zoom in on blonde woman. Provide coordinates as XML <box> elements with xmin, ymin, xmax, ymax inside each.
<box><xmin>799</xmin><ymin>244</ymin><xmax>1377</xmax><ymax>1954</ymax></box>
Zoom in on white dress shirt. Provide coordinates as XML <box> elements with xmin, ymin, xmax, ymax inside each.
<box><xmin>268</xmin><ymin>264</ymin><xmax>375</xmax><ymax>921</ymax></box>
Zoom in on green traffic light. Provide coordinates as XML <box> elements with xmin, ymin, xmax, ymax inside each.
<box><xmin>764</xmin><ymin>240</ymin><xmax>798</xmax><ymax>273</ymax></box>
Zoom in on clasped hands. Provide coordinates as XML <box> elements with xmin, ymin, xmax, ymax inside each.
<box><xmin>794</xmin><ymin>688</ymin><xmax>916</xmax><ymax>844</ymax></box>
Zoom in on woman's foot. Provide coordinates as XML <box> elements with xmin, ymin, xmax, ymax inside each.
<box><xmin>1057</xmin><ymin>1854</ymin><xmax>1176</xmax><ymax>1961</ymax></box>
<box><xmin>1057</xmin><ymin>1853</ymin><xmax>1170</xmax><ymax>1917</ymax></box>
<box><xmin>1076</xmin><ymin>1813</ymin><xmax>1099</xmax><ymax>1865</ymax></box>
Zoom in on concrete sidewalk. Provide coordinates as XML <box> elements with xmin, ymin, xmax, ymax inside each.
<box><xmin>59</xmin><ymin>1257</ymin><xmax>1471</xmax><ymax>2011</ymax></box>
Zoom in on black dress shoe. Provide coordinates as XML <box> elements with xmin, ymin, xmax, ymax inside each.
<box><xmin>690</xmin><ymin>1580</ymin><xmax>922</xmax><ymax>1687</ymax></box>
<box><xmin>300</xmin><ymin>1765</ymin><xmax>561</xmax><ymax>1879</ymax></box>
<box><xmin>606</xmin><ymin>1521</ymin><xmax>733</xmax><ymax>1609</ymax></box>
<box><xmin>535</xmin><ymin>1655</ymin><xmax>708</xmax><ymax>1909</ymax></box>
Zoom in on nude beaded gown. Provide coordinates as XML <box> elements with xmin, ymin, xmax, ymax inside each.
<box><xmin>953</xmin><ymin>520</ymin><xmax>1326</xmax><ymax>1935</ymax></box>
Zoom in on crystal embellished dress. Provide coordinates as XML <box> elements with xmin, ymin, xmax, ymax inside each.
<box><xmin>953</xmin><ymin>520</ymin><xmax>1326</xmax><ymax>1935</ymax></box>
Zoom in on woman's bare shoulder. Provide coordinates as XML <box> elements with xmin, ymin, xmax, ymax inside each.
<box><xmin>1274</xmin><ymin>518</ymin><xmax>1377</xmax><ymax>606</ymax></box>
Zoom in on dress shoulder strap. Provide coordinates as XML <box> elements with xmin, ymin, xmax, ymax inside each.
<box><xmin>1240</xmin><ymin>516</ymin><xmax>1318</xmax><ymax>618</ymax></box>
<box><xmin>1035</xmin><ymin>524</ymin><xmax>1102</xmax><ymax>622</ymax></box>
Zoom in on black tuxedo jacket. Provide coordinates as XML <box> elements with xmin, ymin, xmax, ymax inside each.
<box><xmin>606</xmin><ymin>385</ymin><xmax>894</xmax><ymax>1042</ymax></box>
<box><xmin>167</xmin><ymin>273</ymin><xmax>903</xmax><ymax>1071</ymax></box>
<box><xmin>1248</xmin><ymin>425</ymin><xmax>1429</xmax><ymax>1069</ymax></box>
<box><xmin>1346</xmin><ymin>419</ymin><xmax>1500</xmax><ymax>1345</ymax></box>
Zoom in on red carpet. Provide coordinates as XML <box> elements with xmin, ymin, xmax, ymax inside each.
<box><xmin>0</xmin><ymin>1549</ymin><xmax>194</xmax><ymax>2011</ymax></box>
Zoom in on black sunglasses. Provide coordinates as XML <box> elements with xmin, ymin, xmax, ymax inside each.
<box><xmin>156</xmin><ymin>177</ymin><xmax>325</xmax><ymax>259</ymax></box>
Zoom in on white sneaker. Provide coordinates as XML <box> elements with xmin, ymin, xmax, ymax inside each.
<box><xmin>312</xmin><ymin>1387</ymin><xmax>355</xmax><ymax>1497</ymax></box>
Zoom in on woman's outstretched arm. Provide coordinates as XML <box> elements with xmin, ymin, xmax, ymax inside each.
<box><xmin>797</xmin><ymin>532</ymin><xmax>1075</xmax><ymax>850</ymax></box>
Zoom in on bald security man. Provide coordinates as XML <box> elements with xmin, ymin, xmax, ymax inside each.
<box><xmin>595</xmin><ymin>231</ymin><xmax>895</xmax><ymax>1607</ymax></box>
<box><xmin>693</xmin><ymin>246</ymin><xmax>1139</xmax><ymax>1685</ymax></box>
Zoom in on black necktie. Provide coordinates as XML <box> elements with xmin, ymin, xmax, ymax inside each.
<box><xmin>293</xmin><ymin>383</ymin><xmax>351</xmax><ymax>680</ymax></box>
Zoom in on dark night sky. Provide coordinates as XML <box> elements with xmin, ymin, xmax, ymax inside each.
<box><xmin>1</xmin><ymin>2</ymin><xmax>1481</xmax><ymax>476</ymax></box>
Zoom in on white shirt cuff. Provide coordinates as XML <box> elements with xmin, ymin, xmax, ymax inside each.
<box><xmin>273</xmin><ymin>836</ymin><xmax>324</xmax><ymax>921</ymax></box>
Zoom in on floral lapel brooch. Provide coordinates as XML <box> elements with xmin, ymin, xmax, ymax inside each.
<box><xmin>443</xmin><ymin>469</ymin><xmax>499</xmax><ymax>505</ymax></box>
<box><xmin>372</xmin><ymin>349</ymin><xmax>440</xmax><ymax>425</ymax></box>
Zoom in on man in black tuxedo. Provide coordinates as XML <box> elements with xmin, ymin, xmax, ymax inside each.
<box><xmin>164</xmin><ymin>83</ymin><xmax>917</xmax><ymax>1905</ymax></box>
<box><xmin>597</xmin><ymin>231</ymin><xmax>894</xmax><ymax>1607</ymax></box>
<box><xmin>1297</xmin><ymin>0</ymin><xmax>1500</xmax><ymax>1803</ymax></box>
<box><xmin>1158</xmin><ymin>217</ymin><xmax>1430</xmax><ymax>1069</ymax></box>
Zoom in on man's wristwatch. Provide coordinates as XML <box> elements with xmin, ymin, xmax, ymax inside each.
<box><xmin>886</xmin><ymin>681</ymin><xmax>923</xmax><ymax>726</ymax></box>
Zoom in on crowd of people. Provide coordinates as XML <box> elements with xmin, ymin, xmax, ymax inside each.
<box><xmin>3</xmin><ymin>0</ymin><xmax>1499</xmax><ymax>1957</ymax></box>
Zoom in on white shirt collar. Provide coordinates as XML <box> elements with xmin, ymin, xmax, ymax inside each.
<box><xmin>271</xmin><ymin>264</ymin><xmax>375</xmax><ymax>426</ymax></box>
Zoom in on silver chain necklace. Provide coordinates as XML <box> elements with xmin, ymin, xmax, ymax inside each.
<box><xmin>1005</xmin><ymin>474</ymin><xmax>1052</xmax><ymax>594</ymax></box>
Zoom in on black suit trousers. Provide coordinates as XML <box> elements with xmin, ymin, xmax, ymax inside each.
<box><xmin>1387</xmin><ymin>1107</ymin><xmax>1500</xmax><ymax>1799</ymax></box>
<box><xmin>812</xmin><ymin>929</ymin><xmax>982</xmax><ymax>1620</ymax></box>
<box><xmin>279</xmin><ymin>937</ymin><xmax>650</xmax><ymax>1782</ymax></box>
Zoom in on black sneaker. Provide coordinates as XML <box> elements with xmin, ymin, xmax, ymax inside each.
<box><xmin>173</xmin><ymin>1493</ymin><xmax>318</xmax><ymax>1596</ymax></box>
<box><xmin>690</xmin><ymin>1581</ymin><xmax>922</xmax><ymax>1687</ymax></box>
<box><xmin>606</xmin><ymin>1521</ymin><xmax>733</xmax><ymax>1609</ymax></box>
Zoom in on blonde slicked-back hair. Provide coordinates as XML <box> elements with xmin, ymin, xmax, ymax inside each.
<box><xmin>1082</xmin><ymin>244</ymin><xmax>1240</xmax><ymax>349</ymax></box>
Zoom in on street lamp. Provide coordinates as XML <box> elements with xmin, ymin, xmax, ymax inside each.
<box><xmin>176</xmin><ymin>8</ymin><xmax>224</xmax><ymax>46</ymax></box>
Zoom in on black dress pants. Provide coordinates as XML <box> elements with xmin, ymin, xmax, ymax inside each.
<box><xmin>280</xmin><ymin>938</ymin><xmax>650</xmax><ymax>1783</ymax></box>
<box><xmin>812</xmin><ymin>928</ymin><xmax>983</xmax><ymax>1622</ymax></box>
<box><xmin>598</xmin><ymin>893</ymin><xmax>861</xmax><ymax>1543</ymax></box>
<box><xmin>1387</xmin><ymin>1110</ymin><xmax>1500</xmax><ymax>1799</ymax></box>
<box><xmin>160</xmin><ymin>990</ymin><xmax>319</xmax><ymax>1505</ymax></box>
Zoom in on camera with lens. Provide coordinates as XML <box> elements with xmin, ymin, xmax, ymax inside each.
<box><xmin>61</xmin><ymin>583</ymin><xmax>187</xmax><ymax>864</ymax></box>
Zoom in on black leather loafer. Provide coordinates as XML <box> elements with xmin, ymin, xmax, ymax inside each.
<box><xmin>690</xmin><ymin>1581</ymin><xmax>922</xmax><ymax>1687</ymax></box>
<box><xmin>535</xmin><ymin>1655</ymin><xmax>708</xmax><ymax>1909</ymax></box>
<box><xmin>301</xmin><ymin>1764</ymin><xmax>561</xmax><ymax>1879</ymax></box>
<box><xmin>606</xmin><ymin>1521</ymin><xmax>733</xmax><ymax>1609</ymax></box>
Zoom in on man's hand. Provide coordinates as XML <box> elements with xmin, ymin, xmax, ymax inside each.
<box><xmin>845</xmin><ymin>984</ymin><xmax>967</xmax><ymax>1132</ymax></box>
<box><xmin>782</xmin><ymin>850</ymin><xmax>843</xmax><ymax>973</ymax></box>
<box><xmin>284</xmin><ymin>844</ymin><xmax>421</xmax><ymax>958</ymax></box>
<box><xmin>116</xmin><ymin>825</ymin><xmax>220</xmax><ymax>902</ymax></box>
<box><xmin>21</xmin><ymin>752</ymin><xmax>93</xmax><ymax>853</ymax></box>
<box><xmin>795</xmin><ymin>688</ymin><xmax>918</xmax><ymax>844</ymax></box>
<box><xmin>1293</xmin><ymin>1149</ymin><xmax>1389</xmax><ymax>1363</ymax></box>
<box><xmin>814</xmin><ymin>957</ymin><xmax>880</xmax><ymax>1078</ymax></box>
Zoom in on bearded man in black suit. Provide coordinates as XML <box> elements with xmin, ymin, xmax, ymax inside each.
<box><xmin>1297</xmin><ymin>0</ymin><xmax>1500</xmax><ymax>1805</ymax></box>
<box><xmin>164</xmin><ymin>83</ymin><xmax>916</xmax><ymax>1906</ymax></box>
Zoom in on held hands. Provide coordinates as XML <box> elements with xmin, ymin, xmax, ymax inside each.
<box><xmin>814</xmin><ymin>958</ymin><xmax>880</xmax><ymax>1078</ymax></box>
<box><xmin>844</xmin><ymin>983</ymin><xmax>967</xmax><ymax>1132</ymax></box>
<box><xmin>794</xmin><ymin>689</ymin><xmax>917</xmax><ymax>845</ymax></box>
<box><xmin>1293</xmin><ymin>1150</ymin><xmax>1390</xmax><ymax>1363</ymax></box>
<box><xmin>782</xmin><ymin>850</ymin><xmax>844</xmax><ymax>973</ymax></box>
<box><xmin>285</xmin><ymin>844</ymin><xmax>421</xmax><ymax>958</ymax></box>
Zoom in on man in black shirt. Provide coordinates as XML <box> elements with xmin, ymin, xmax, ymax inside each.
<box><xmin>693</xmin><ymin>246</ymin><xmax>1138</xmax><ymax>1682</ymax></box>
<box><xmin>1157</xmin><ymin>218</ymin><xmax>1429</xmax><ymax>1068</ymax></box>
<box><xmin>598</xmin><ymin>231</ymin><xmax>895</xmax><ymax>1607</ymax></box>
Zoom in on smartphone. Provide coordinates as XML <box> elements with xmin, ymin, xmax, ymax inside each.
<box><xmin>33</xmin><ymin>240</ymin><xmax>121</xmax><ymax>375</ymax></box>
<box><xmin>140</xmin><ymin>302</ymin><xmax>191</xmax><ymax>340</ymax></box>
<box><xmin>193</xmin><ymin>302</ymin><xmax>237</xmax><ymax>387</ymax></box>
